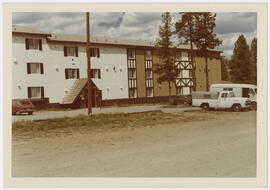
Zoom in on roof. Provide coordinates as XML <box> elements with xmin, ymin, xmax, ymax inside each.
<box><xmin>12</xmin><ymin>25</ymin><xmax>50</xmax><ymax>35</ymax></box>
<box><xmin>12</xmin><ymin>25</ymin><xmax>222</xmax><ymax>52</ymax></box>
<box><xmin>211</xmin><ymin>83</ymin><xmax>257</xmax><ymax>88</ymax></box>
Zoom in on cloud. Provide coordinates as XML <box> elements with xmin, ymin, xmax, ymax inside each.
<box><xmin>215</xmin><ymin>12</ymin><xmax>257</xmax><ymax>34</ymax></box>
<box><xmin>12</xmin><ymin>12</ymin><xmax>257</xmax><ymax>59</ymax></box>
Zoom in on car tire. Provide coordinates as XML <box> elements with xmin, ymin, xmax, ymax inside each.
<box><xmin>251</xmin><ymin>102</ymin><xmax>257</xmax><ymax>110</ymax></box>
<box><xmin>232</xmin><ymin>104</ymin><xmax>242</xmax><ymax>112</ymax></box>
<box><xmin>201</xmin><ymin>103</ymin><xmax>210</xmax><ymax>111</ymax></box>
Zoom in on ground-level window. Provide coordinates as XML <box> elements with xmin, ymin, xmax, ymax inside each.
<box><xmin>146</xmin><ymin>87</ymin><xmax>153</xmax><ymax>97</ymax></box>
<box><xmin>27</xmin><ymin>63</ymin><xmax>44</xmax><ymax>74</ymax></box>
<box><xmin>64</xmin><ymin>46</ymin><xmax>78</xmax><ymax>57</ymax></box>
<box><xmin>25</xmin><ymin>38</ymin><xmax>42</xmax><ymax>50</ymax></box>
<box><xmin>129</xmin><ymin>88</ymin><xmax>137</xmax><ymax>98</ymax></box>
<box><xmin>91</xmin><ymin>69</ymin><xmax>101</xmax><ymax>79</ymax></box>
<box><xmin>65</xmin><ymin>68</ymin><xmax>80</xmax><ymax>79</ymax></box>
<box><xmin>28</xmin><ymin>87</ymin><xmax>44</xmax><ymax>98</ymax></box>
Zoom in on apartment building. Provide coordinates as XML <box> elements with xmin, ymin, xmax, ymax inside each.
<box><xmin>12</xmin><ymin>25</ymin><xmax>222</xmax><ymax>108</ymax></box>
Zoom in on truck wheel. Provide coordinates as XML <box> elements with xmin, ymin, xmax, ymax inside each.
<box><xmin>232</xmin><ymin>104</ymin><xmax>242</xmax><ymax>112</ymax></box>
<box><xmin>251</xmin><ymin>102</ymin><xmax>257</xmax><ymax>110</ymax></box>
<box><xmin>201</xmin><ymin>103</ymin><xmax>209</xmax><ymax>111</ymax></box>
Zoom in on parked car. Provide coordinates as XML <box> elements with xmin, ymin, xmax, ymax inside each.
<box><xmin>12</xmin><ymin>99</ymin><xmax>35</xmax><ymax>115</ymax></box>
<box><xmin>192</xmin><ymin>91</ymin><xmax>251</xmax><ymax>112</ymax></box>
<box><xmin>210</xmin><ymin>83</ymin><xmax>257</xmax><ymax>110</ymax></box>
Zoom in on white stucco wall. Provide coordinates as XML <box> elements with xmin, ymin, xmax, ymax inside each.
<box><xmin>12</xmin><ymin>34</ymin><xmax>129</xmax><ymax>103</ymax></box>
<box><xmin>91</xmin><ymin>47</ymin><xmax>129</xmax><ymax>100</ymax></box>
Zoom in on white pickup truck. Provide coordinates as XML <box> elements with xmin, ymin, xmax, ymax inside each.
<box><xmin>192</xmin><ymin>91</ymin><xmax>252</xmax><ymax>111</ymax></box>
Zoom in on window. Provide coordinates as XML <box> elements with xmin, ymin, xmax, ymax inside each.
<box><xmin>176</xmin><ymin>52</ymin><xmax>181</xmax><ymax>61</ymax></box>
<box><xmin>129</xmin><ymin>88</ymin><xmax>137</xmax><ymax>98</ymax></box>
<box><xmin>65</xmin><ymin>69</ymin><xmax>79</xmax><ymax>79</ymax></box>
<box><xmin>176</xmin><ymin>87</ymin><xmax>183</xmax><ymax>95</ymax></box>
<box><xmin>177</xmin><ymin>70</ymin><xmax>182</xmax><ymax>78</ymax></box>
<box><xmin>127</xmin><ymin>49</ymin><xmax>135</xmax><ymax>59</ymax></box>
<box><xmin>27</xmin><ymin>63</ymin><xmax>44</xmax><ymax>74</ymax></box>
<box><xmin>145</xmin><ymin>70</ymin><xmax>152</xmax><ymax>78</ymax></box>
<box><xmin>128</xmin><ymin>69</ymin><xmax>136</xmax><ymax>78</ymax></box>
<box><xmin>90</xmin><ymin>48</ymin><xmax>100</xmax><ymax>58</ymax></box>
<box><xmin>228</xmin><ymin>92</ymin><xmax>235</xmax><ymax>97</ymax></box>
<box><xmin>221</xmin><ymin>93</ymin><xmax>227</xmax><ymax>98</ymax></box>
<box><xmin>28</xmin><ymin>87</ymin><xmax>44</xmax><ymax>98</ymax></box>
<box><xmin>25</xmin><ymin>38</ymin><xmax>42</xmax><ymax>50</ymax></box>
<box><xmin>145</xmin><ymin>50</ymin><xmax>152</xmax><ymax>60</ymax></box>
<box><xmin>189</xmin><ymin>70</ymin><xmax>193</xmax><ymax>78</ymax></box>
<box><xmin>64</xmin><ymin>46</ymin><xmax>78</xmax><ymax>57</ymax></box>
<box><xmin>146</xmin><ymin>87</ymin><xmax>153</xmax><ymax>97</ymax></box>
<box><xmin>91</xmin><ymin>69</ymin><xmax>101</xmax><ymax>79</ymax></box>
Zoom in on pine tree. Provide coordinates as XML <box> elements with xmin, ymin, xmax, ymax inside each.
<box><xmin>175</xmin><ymin>12</ymin><xmax>199</xmax><ymax>91</ymax></box>
<box><xmin>251</xmin><ymin>37</ymin><xmax>257</xmax><ymax>84</ymax></box>
<box><xmin>230</xmin><ymin>34</ymin><xmax>254</xmax><ymax>84</ymax></box>
<box><xmin>194</xmin><ymin>12</ymin><xmax>222</xmax><ymax>91</ymax></box>
<box><xmin>154</xmin><ymin>12</ymin><xmax>176</xmax><ymax>102</ymax></box>
<box><xmin>221</xmin><ymin>56</ymin><xmax>230</xmax><ymax>81</ymax></box>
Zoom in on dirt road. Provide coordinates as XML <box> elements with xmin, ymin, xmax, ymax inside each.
<box><xmin>12</xmin><ymin>110</ymin><xmax>256</xmax><ymax>177</ymax></box>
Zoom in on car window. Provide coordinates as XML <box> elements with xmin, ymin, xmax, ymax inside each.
<box><xmin>228</xmin><ymin>92</ymin><xmax>235</xmax><ymax>97</ymax></box>
<box><xmin>221</xmin><ymin>93</ymin><xmax>227</xmax><ymax>98</ymax></box>
<box><xmin>12</xmin><ymin>101</ymin><xmax>21</xmax><ymax>106</ymax></box>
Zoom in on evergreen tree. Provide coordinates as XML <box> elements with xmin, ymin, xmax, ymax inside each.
<box><xmin>175</xmin><ymin>13</ymin><xmax>199</xmax><ymax>91</ymax></box>
<box><xmin>221</xmin><ymin>56</ymin><xmax>230</xmax><ymax>81</ymax></box>
<box><xmin>154</xmin><ymin>12</ymin><xmax>176</xmax><ymax>102</ymax></box>
<box><xmin>230</xmin><ymin>34</ymin><xmax>254</xmax><ymax>84</ymax></box>
<box><xmin>251</xmin><ymin>37</ymin><xmax>257</xmax><ymax>84</ymax></box>
<box><xmin>194</xmin><ymin>12</ymin><xmax>222</xmax><ymax>91</ymax></box>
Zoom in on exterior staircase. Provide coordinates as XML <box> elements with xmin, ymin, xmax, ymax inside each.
<box><xmin>61</xmin><ymin>78</ymin><xmax>88</xmax><ymax>105</ymax></box>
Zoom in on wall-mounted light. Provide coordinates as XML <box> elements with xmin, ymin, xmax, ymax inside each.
<box><xmin>106</xmin><ymin>67</ymin><xmax>109</xmax><ymax>72</ymax></box>
<box><xmin>106</xmin><ymin>87</ymin><xmax>110</xmax><ymax>92</ymax></box>
<box><xmin>55</xmin><ymin>66</ymin><xmax>59</xmax><ymax>72</ymax></box>
<box><xmin>64</xmin><ymin>89</ymin><xmax>69</xmax><ymax>93</ymax></box>
<box><xmin>119</xmin><ymin>67</ymin><xmax>122</xmax><ymax>72</ymax></box>
<box><xmin>113</xmin><ymin>66</ymin><xmax>116</xmax><ymax>72</ymax></box>
<box><xmin>120</xmin><ymin>86</ymin><xmax>123</xmax><ymax>91</ymax></box>
<box><xmin>17</xmin><ymin>84</ymin><xmax>21</xmax><ymax>89</ymax></box>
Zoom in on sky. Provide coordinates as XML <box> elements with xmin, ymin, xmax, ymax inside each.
<box><xmin>12</xmin><ymin>12</ymin><xmax>257</xmax><ymax>58</ymax></box>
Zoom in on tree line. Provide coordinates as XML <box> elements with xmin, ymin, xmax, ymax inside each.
<box><xmin>154</xmin><ymin>12</ymin><xmax>257</xmax><ymax>101</ymax></box>
<box><xmin>222</xmin><ymin>35</ymin><xmax>257</xmax><ymax>85</ymax></box>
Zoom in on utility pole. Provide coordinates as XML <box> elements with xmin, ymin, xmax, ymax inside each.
<box><xmin>86</xmin><ymin>12</ymin><xmax>92</xmax><ymax>114</ymax></box>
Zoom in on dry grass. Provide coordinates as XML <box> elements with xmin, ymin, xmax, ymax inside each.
<box><xmin>12</xmin><ymin>110</ymin><xmax>211</xmax><ymax>140</ymax></box>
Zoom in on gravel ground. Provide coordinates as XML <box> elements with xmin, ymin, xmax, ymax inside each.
<box><xmin>12</xmin><ymin>110</ymin><xmax>256</xmax><ymax>177</ymax></box>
